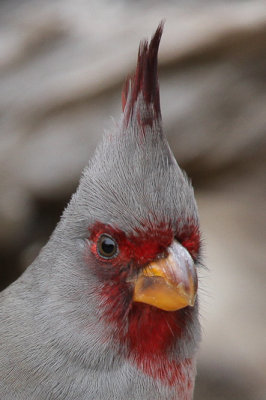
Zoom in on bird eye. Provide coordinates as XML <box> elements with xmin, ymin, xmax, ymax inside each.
<box><xmin>97</xmin><ymin>234</ymin><xmax>118</xmax><ymax>259</ymax></box>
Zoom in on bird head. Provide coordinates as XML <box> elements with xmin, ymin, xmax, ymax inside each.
<box><xmin>57</xmin><ymin>23</ymin><xmax>201</xmax><ymax>386</ymax></box>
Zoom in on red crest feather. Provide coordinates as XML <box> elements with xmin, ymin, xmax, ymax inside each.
<box><xmin>122</xmin><ymin>22</ymin><xmax>164</xmax><ymax>127</ymax></box>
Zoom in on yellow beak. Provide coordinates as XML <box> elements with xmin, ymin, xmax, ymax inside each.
<box><xmin>132</xmin><ymin>240</ymin><xmax>197</xmax><ymax>311</ymax></box>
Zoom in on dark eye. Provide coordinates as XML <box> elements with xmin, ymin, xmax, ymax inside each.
<box><xmin>97</xmin><ymin>234</ymin><xmax>118</xmax><ymax>259</ymax></box>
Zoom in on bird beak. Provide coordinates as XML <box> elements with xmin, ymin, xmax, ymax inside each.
<box><xmin>132</xmin><ymin>240</ymin><xmax>197</xmax><ymax>311</ymax></box>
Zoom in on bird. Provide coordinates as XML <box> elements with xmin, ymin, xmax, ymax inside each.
<box><xmin>0</xmin><ymin>23</ymin><xmax>201</xmax><ymax>400</ymax></box>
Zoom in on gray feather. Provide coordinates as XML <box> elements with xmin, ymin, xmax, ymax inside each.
<box><xmin>0</xmin><ymin>27</ymin><xmax>200</xmax><ymax>400</ymax></box>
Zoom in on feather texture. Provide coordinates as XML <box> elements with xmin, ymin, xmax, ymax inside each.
<box><xmin>0</xmin><ymin>24</ymin><xmax>201</xmax><ymax>400</ymax></box>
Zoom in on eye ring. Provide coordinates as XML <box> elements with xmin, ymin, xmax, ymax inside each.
<box><xmin>97</xmin><ymin>234</ymin><xmax>118</xmax><ymax>259</ymax></box>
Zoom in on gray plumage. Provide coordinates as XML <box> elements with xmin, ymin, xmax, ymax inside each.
<box><xmin>0</xmin><ymin>25</ymin><xmax>201</xmax><ymax>400</ymax></box>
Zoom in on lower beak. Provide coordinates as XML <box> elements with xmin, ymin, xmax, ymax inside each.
<box><xmin>132</xmin><ymin>240</ymin><xmax>197</xmax><ymax>311</ymax></box>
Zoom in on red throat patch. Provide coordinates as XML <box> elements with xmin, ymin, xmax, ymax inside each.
<box><xmin>126</xmin><ymin>303</ymin><xmax>195</xmax><ymax>387</ymax></box>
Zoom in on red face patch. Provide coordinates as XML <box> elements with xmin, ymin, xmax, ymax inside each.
<box><xmin>89</xmin><ymin>220</ymin><xmax>200</xmax><ymax>267</ymax></box>
<box><xmin>87</xmin><ymin>220</ymin><xmax>199</xmax><ymax>386</ymax></box>
<box><xmin>89</xmin><ymin>221</ymin><xmax>173</xmax><ymax>268</ymax></box>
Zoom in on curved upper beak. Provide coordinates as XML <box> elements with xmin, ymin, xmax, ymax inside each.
<box><xmin>132</xmin><ymin>240</ymin><xmax>197</xmax><ymax>311</ymax></box>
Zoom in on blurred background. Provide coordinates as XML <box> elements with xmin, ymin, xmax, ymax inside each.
<box><xmin>0</xmin><ymin>0</ymin><xmax>265</xmax><ymax>398</ymax></box>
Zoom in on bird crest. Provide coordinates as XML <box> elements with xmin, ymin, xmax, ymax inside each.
<box><xmin>122</xmin><ymin>22</ymin><xmax>164</xmax><ymax>129</ymax></box>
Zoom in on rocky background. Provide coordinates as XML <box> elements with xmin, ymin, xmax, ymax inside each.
<box><xmin>0</xmin><ymin>0</ymin><xmax>265</xmax><ymax>399</ymax></box>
